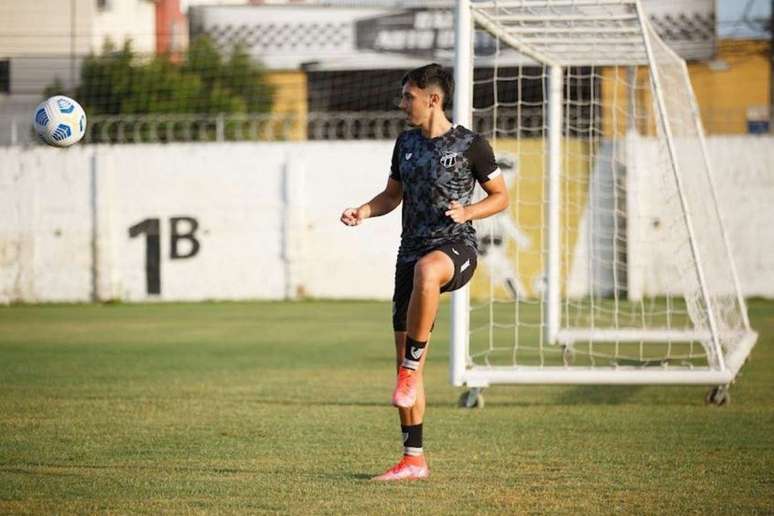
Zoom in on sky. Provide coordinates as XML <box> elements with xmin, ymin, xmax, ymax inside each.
<box><xmin>717</xmin><ymin>0</ymin><xmax>771</xmax><ymax>38</ymax></box>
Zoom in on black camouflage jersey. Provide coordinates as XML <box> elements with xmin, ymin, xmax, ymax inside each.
<box><xmin>390</xmin><ymin>124</ymin><xmax>500</xmax><ymax>262</ymax></box>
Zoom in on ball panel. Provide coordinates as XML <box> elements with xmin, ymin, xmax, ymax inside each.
<box><xmin>35</xmin><ymin>107</ymin><xmax>49</xmax><ymax>127</ymax></box>
<box><xmin>51</xmin><ymin>123</ymin><xmax>72</xmax><ymax>143</ymax></box>
<box><xmin>55</xmin><ymin>97</ymin><xmax>75</xmax><ymax>114</ymax></box>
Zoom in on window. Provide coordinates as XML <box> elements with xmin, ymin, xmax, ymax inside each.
<box><xmin>0</xmin><ymin>60</ymin><xmax>9</xmax><ymax>94</ymax></box>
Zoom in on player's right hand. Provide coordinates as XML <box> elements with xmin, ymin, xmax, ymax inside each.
<box><xmin>340</xmin><ymin>207</ymin><xmax>364</xmax><ymax>226</ymax></box>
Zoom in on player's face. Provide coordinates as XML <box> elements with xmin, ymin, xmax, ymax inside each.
<box><xmin>399</xmin><ymin>82</ymin><xmax>441</xmax><ymax>127</ymax></box>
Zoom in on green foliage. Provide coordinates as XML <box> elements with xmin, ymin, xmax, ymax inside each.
<box><xmin>42</xmin><ymin>77</ymin><xmax>67</xmax><ymax>99</ymax></box>
<box><xmin>53</xmin><ymin>37</ymin><xmax>274</xmax><ymax>116</ymax></box>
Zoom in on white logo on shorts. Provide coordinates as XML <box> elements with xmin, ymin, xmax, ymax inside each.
<box><xmin>405</xmin><ymin>152</ymin><xmax>412</xmax><ymax>160</ymax></box>
<box><xmin>460</xmin><ymin>259</ymin><xmax>471</xmax><ymax>272</ymax></box>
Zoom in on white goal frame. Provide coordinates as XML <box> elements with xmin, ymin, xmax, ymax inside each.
<box><xmin>450</xmin><ymin>0</ymin><xmax>757</xmax><ymax>389</ymax></box>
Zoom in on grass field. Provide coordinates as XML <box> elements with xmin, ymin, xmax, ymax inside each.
<box><xmin>1</xmin><ymin>300</ymin><xmax>772</xmax><ymax>514</ymax></box>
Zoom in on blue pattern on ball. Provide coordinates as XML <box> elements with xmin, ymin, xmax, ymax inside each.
<box><xmin>35</xmin><ymin>108</ymin><xmax>49</xmax><ymax>126</ymax></box>
<box><xmin>51</xmin><ymin>123</ymin><xmax>72</xmax><ymax>142</ymax></box>
<box><xmin>56</xmin><ymin>98</ymin><xmax>75</xmax><ymax>113</ymax></box>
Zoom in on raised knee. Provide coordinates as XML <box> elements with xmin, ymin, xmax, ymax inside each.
<box><xmin>413</xmin><ymin>259</ymin><xmax>442</xmax><ymax>288</ymax></box>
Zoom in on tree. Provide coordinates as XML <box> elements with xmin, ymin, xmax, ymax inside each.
<box><xmin>47</xmin><ymin>37</ymin><xmax>274</xmax><ymax>117</ymax></box>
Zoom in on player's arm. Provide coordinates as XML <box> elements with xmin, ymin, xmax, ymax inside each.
<box><xmin>446</xmin><ymin>175</ymin><xmax>509</xmax><ymax>223</ymax></box>
<box><xmin>340</xmin><ymin>178</ymin><xmax>403</xmax><ymax>226</ymax></box>
<box><xmin>446</xmin><ymin>134</ymin><xmax>509</xmax><ymax>223</ymax></box>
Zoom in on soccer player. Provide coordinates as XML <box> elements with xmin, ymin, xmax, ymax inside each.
<box><xmin>340</xmin><ymin>63</ymin><xmax>509</xmax><ymax>481</ymax></box>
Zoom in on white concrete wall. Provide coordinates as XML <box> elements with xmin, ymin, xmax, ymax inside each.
<box><xmin>96</xmin><ymin>144</ymin><xmax>288</xmax><ymax>301</ymax></box>
<box><xmin>706</xmin><ymin>137</ymin><xmax>774</xmax><ymax>297</ymax></box>
<box><xmin>0</xmin><ymin>142</ymin><xmax>400</xmax><ymax>303</ymax></box>
<box><xmin>0</xmin><ymin>137</ymin><xmax>771</xmax><ymax>303</ymax></box>
<box><xmin>0</xmin><ymin>146</ymin><xmax>94</xmax><ymax>301</ymax></box>
<box><xmin>567</xmin><ymin>135</ymin><xmax>774</xmax><ymax>300</ymax></box>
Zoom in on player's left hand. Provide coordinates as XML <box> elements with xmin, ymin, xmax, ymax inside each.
<box><xmin>445</xmin><ymin>201</ymin><xmax>469</xmax><ymax>223</ymax></box>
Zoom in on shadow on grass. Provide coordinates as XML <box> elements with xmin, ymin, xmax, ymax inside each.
<box><xmin>249</xmin><ymin>398</ymin><xmax>387</xmax><ymax>408</ymax></box>
<box><xmin>450</xmin><ymin>385</ymin><xmax>661</xmax><ymax>407</ymax></box>
<box><xmin>0</xmin><ymin>463</ymin><xmax>259</xmax><ymax>475</ymax></box>
<box><xmin>325</xmin><ymin>472</ymin><xmax>424</xmax><ymax>482</ymax></box>
<box><xmin>0</xmin><ymin>466</ymin><xmax>81</xmax><ymax>477</ymax></box>
<box><xmin>246</xmin><ymin>384</ymin><xmax>711</xmax><ymax>408</ymax></box>
<box><xmin>554</xmin><ymin>384</ymin><xmax>644</xmax><ymax>405</ymax></box>
<box><xmin>249</xmin><ymin>390</ymin><xmax>649</xmax><ymax>409</ymax></box>
<box><xmin>477</xmin><ymin>384</ymin><xmax>720</xmax><ymax>407</ymax></box>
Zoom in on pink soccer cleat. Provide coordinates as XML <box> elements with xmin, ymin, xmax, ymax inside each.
<box><xmin>391</xmin><ymin>367</ymin><xmax>418</xmax><ymax>408</ymax></box>
<box><xmin>371</xmin><ymin>455</ymin><xmax>429</xmax><ymax>481</ymax></box>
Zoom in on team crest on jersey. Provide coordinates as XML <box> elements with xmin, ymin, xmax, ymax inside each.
<box><xmin>440</xmin><ymin>152</ymin><xmax>457</xmax><ymax>168</ymax></box>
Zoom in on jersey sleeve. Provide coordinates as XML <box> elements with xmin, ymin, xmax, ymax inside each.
<box><xmin>389</xmin><ymin>134</ymin><xmax>403</xmax><ymax>181</ymax></box>
<box><xmin>467</xmin><ymin>134</ymin><xmax>500</xmax><ymax>184</ymax></box>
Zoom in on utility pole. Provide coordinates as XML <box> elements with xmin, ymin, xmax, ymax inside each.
<box><xmin>71</xmin><ymin>0</ymin><xmax>76</xmax><ymax>91</ymax></box>
<box><xmin>770</xmin><ymin>0</ymin><xmax>773</xmax><ymax>133</ymax></box>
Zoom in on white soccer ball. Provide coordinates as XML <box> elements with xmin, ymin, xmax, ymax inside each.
<box><xmin>33</xmin><ymin>95</ymin><xmax>87</xmax><ymax>147</ymax></box>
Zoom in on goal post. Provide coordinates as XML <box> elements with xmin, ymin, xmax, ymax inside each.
<box><xmin>450</xmin><ymin>0</ymin><xmax>757</xmax><ymax>396</ymax></box>
<box><xmin>450</xmin><ymin>0</ymin><xmax>474</xmax><ymax>387</ymax></box>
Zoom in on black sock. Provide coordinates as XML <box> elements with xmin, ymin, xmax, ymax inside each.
<box><xmin>402</xmin><ymin>336</ymin><xmax>427</xmax><ymax>370</ymax></box>
<box><xmin>401</xmin><ymin>423</ymin><xmax>423</xmax><ymax>456</ymax></box>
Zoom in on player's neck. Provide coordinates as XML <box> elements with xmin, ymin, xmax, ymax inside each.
<box><xmin>419</xmin><ymin>111</ymin><xmax>452</xmax><ymax>139</ymax></box>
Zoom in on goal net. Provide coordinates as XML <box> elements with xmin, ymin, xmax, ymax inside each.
<box><xmin>451</xmin><ymin>0</ymin><xmax>757</xmax><ymax>392</ymax></box>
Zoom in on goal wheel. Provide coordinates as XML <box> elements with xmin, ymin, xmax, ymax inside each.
<box><xmin>705</xmin><ymin>385</ymin><xmax>730</xmax><ymax>406</ymax></box>
<box><xmin>458</xmin><ymin>388</ymin><xmax>485</xmax><ymax>409</ymax></box>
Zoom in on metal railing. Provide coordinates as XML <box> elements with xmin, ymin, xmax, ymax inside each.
<box><xmin>1</xmin><ymin>108</ymin><xmax>761</xmax><ymax>146</ymax></box>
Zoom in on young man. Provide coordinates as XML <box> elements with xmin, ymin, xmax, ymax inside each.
<box><xmin>340</xmin><ymin>63</ymin><xmax>509</xmax><ymax>481</ymax></box>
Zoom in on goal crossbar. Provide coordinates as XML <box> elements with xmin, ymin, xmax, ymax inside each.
<box><xmin>471</xmin><ymin>0</ymin><xmax>650</xmax><ymax>66</ymax></box>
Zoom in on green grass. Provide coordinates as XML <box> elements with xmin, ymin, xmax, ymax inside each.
<box><xmin>0</xmin><ymin>300</ymin><xmax>772</xmax><ymax>514</ymax></box>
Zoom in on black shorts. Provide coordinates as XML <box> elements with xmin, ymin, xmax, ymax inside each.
<box><xmin>392</xmin><ymin>242</ymin><xmax>478</xmax><ymax>332</ymax></box>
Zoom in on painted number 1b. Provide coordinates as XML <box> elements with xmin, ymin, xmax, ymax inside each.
<box><xmin>128</xmin><ymin>216</ymin><xmax>201</xmax><ymax>295</ymax></box>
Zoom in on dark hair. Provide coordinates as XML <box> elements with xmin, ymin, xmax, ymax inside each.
<box><xmin>401</xmin><ymin>63</ymin><xmax>454</xmax><ymax>109</ymax></box>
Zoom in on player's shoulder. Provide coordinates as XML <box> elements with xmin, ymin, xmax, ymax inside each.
<box><xmin>449</xmin><ymin>124</ymin><xmax>485</xmax><ymax>143</ymax></box>
<box><xmin>396</xmin><ymin>128</ymin><xmax>422</xmax><ymax>145</ymax></box>
<box><xmin>463</xmin><ymin>126</ymin><xmax>490</xmax><ymax>144</ymax></box>
<box><xmin>452</xmin><ymin>124</ymin><xmax>476</xmax><ymax>138</ymax></box>
<box><xmin>447</xmin><ymin>124</ymin><xmax>480</xmax><ymax>136</ymax></box>
<box><xmin>451</xmin><ymin>125</ymin><xmax>490</xmax><ymax>150</ymax></box>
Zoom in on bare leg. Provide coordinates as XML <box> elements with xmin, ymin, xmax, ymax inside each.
<box><xmin>394</xmin><ymin>331</ymin><xmax>427</xmax><ymax>426</ymax></box>
<box><xmin>371</xmin><ymin>333</ymin><xmax>432</xmax><ymax>481</ymax></box>
<box><xmin>374</xmin><ymin>252</ymin><xmax>454</xmax><ymax>481</ymax></box>
<box><xmin>405</xmin><ymin>251</ymin><xmax>455</xmax><ymax>342</ymax></box>
<box><xmin>393</xmin><ymin>250</ymin><xmax>454</xmax><ymax>418</ymax></box>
